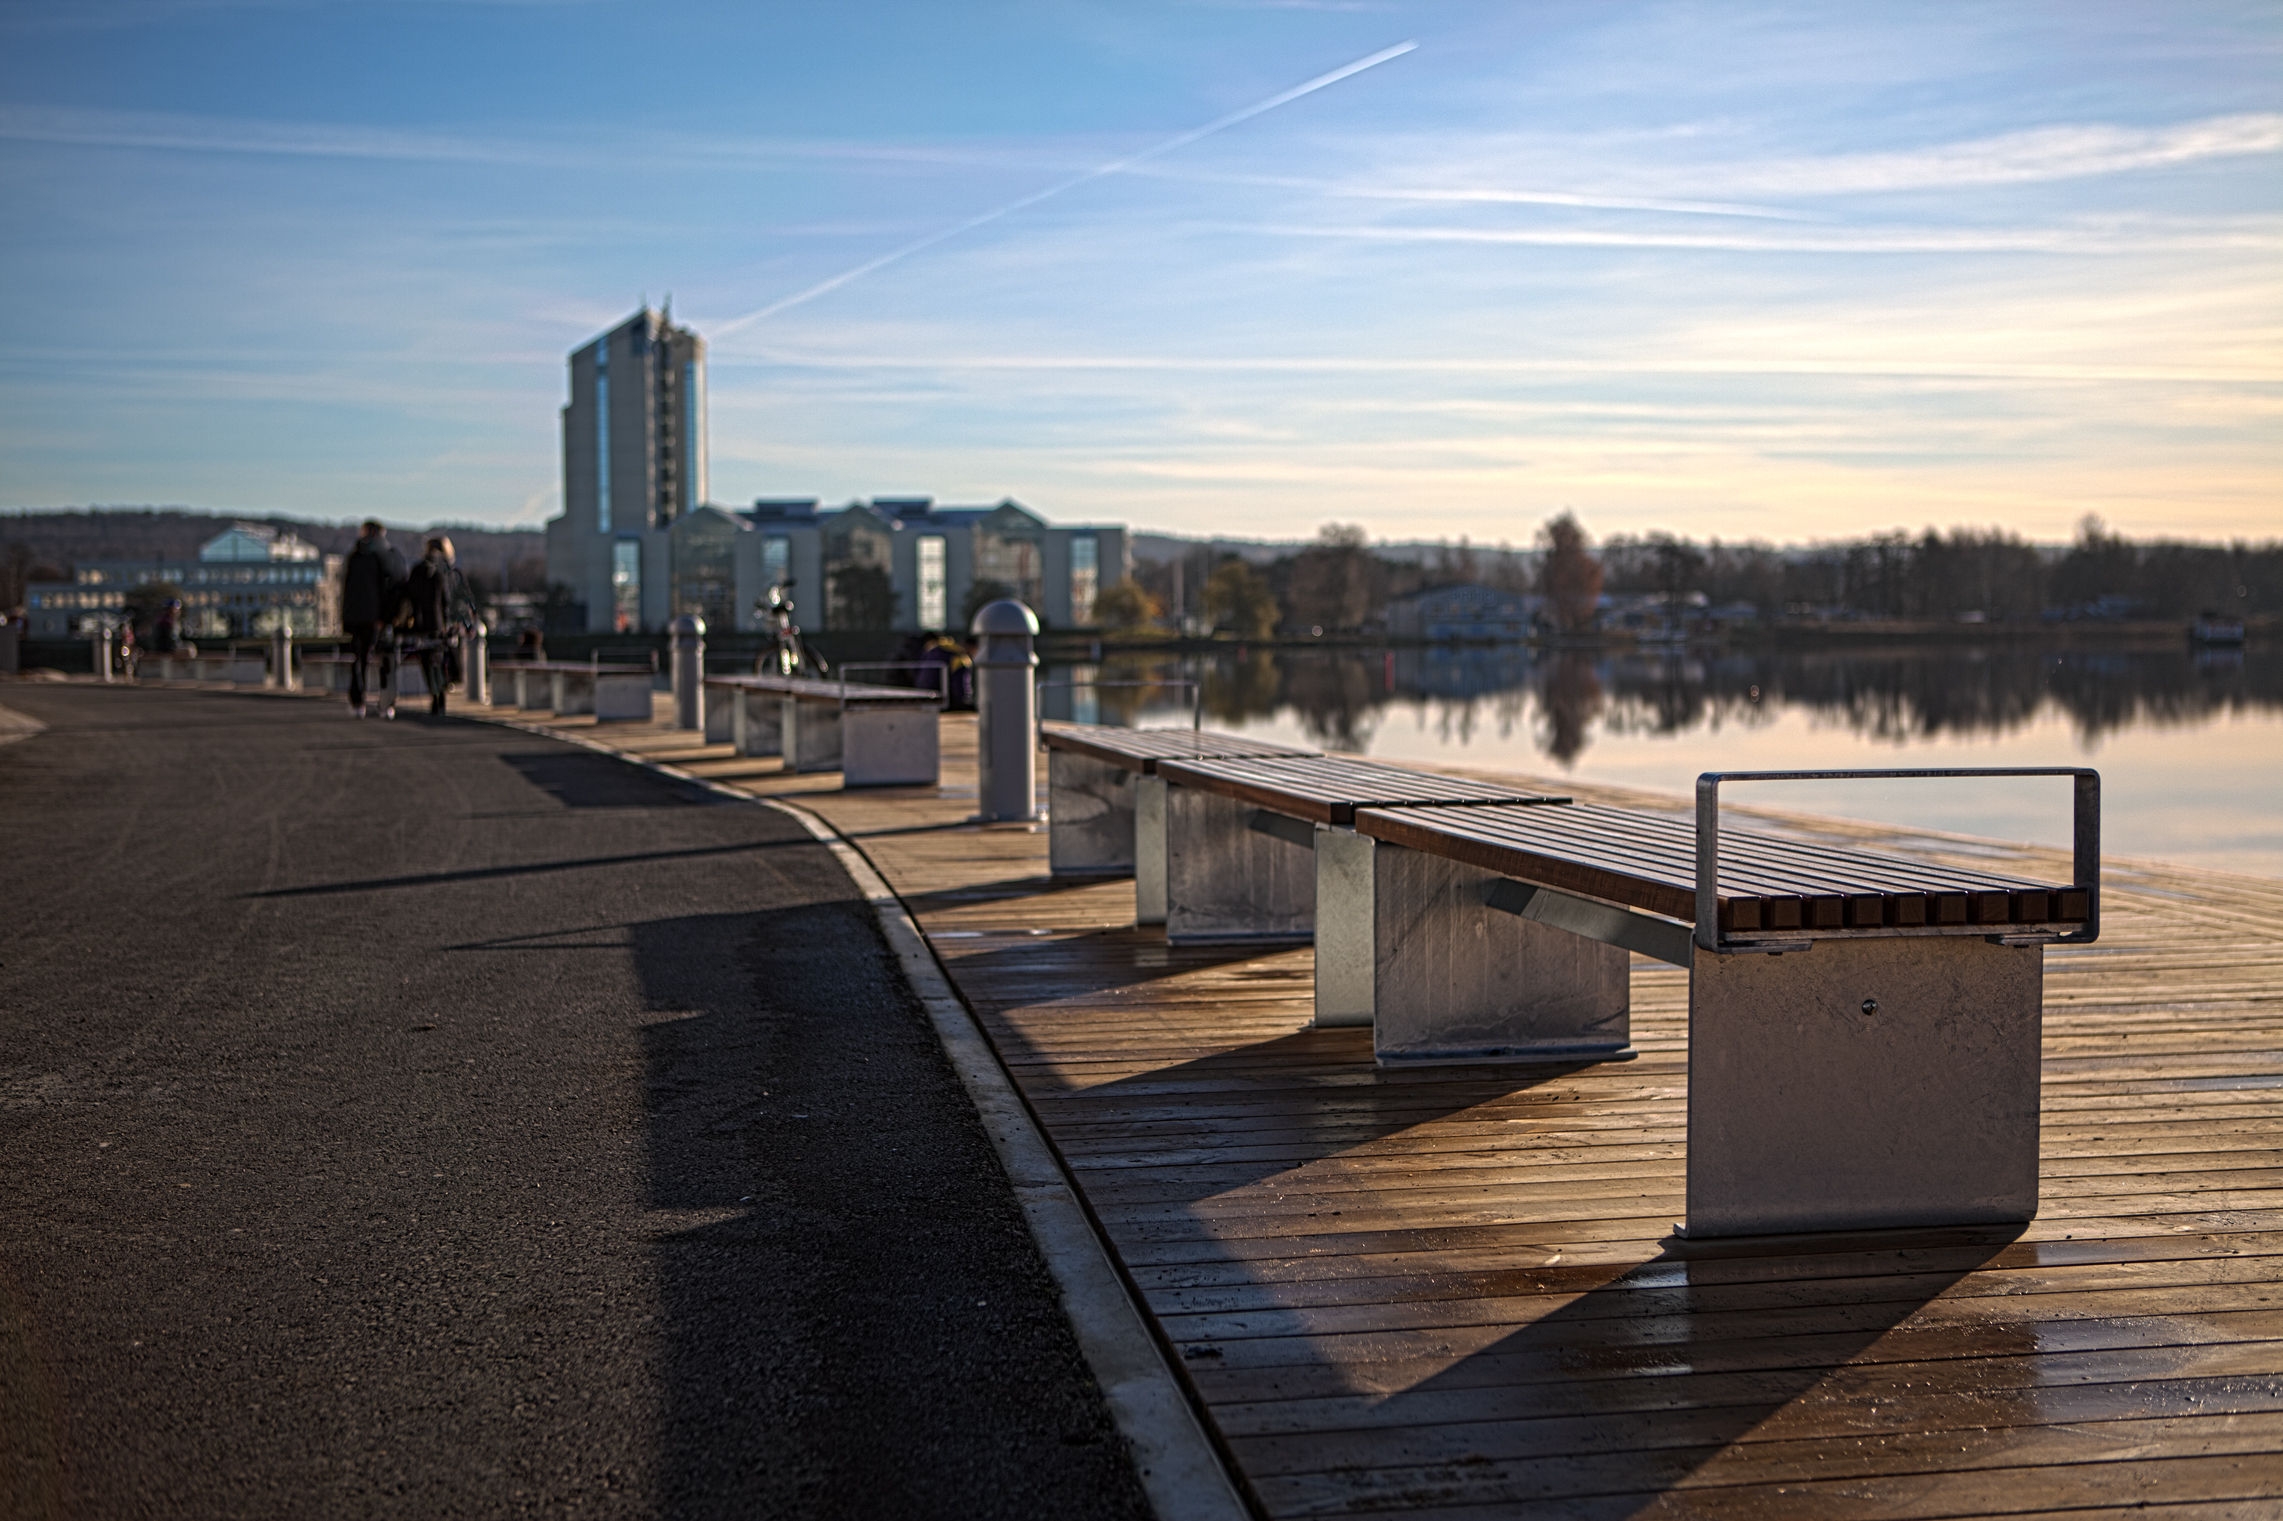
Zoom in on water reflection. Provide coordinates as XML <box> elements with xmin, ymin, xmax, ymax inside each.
<box><xmin>1044</xmin><ymin>642</ymin><xmax>2281</xmax><ymax>763</ymax></box>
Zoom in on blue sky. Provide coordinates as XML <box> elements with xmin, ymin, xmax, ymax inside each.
<box><xmin>1</xmin><ymin>1</ymin><xmax>2276</xmax><ymax>544</ymax></box>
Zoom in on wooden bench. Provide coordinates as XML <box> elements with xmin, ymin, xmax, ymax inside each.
<box><xmin>1150</xmin><ymin>754</ymin><xmax>1569</xmax><ymax>945</ymax></box>
<box><xmin>1040</xmin><ymin>725</ymin><xmax>1319</xmax><ymax>904</ymax></box>
<box><xmin>1322</xmin><ymin>765</ymin><xmax>2098</xmax><ymax>1237</ymax></box>
<box><xmin>704</xmin><ymin>674</ymin><xmax>942</xmax><ymax>786</ymax></box>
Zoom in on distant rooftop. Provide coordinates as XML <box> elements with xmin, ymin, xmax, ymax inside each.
<box><xmin>200</xmin><ymin>524</ymin><xmax>319</xmax><ymax>563</ymax></box>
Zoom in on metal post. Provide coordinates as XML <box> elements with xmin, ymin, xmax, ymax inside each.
<box><xmin>972</xmin><ymin>599</ymin><xmax>1040</xmax><ymax>822</ymax></box>
<box><xmin>270</xmin><ymin>624</ymin><xmax>295</xmax><ymax>690</ymax></box>
<box><xmin>671</xmin><ymin>614</ymin><xmax>705</xmax><ymax>731</ymax></box>
<box><xmin>93</xmin><ymin>625</ymin><xmax>113</xmax><ymax>683</ymax></box>
<box><xmin>464</xmin><ymin>620</ymin><xmax>488</xmax><ymax>706</ymax></box>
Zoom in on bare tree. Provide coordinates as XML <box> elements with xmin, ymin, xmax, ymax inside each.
<box><xmin>1538</xmin><ymin>513</ymin><xmax>1604</xmax><ymax>632</ymax></box>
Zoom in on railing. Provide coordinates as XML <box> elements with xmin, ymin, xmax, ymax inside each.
<box><xmin>1034</xmin><ymin>677</ymin><xmax>1200</xmax><ymax>747</ymax></box>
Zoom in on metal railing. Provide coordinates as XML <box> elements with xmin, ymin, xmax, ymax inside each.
<box><xmin>1695</xmin><ymin>767</ymin><xmax>2101</xmax><ymax>952</ymax></box>
<box><xmin>1033</xmin><ymin>676</ymin><xmax>1201</xmax><ymax>746</ymax></box>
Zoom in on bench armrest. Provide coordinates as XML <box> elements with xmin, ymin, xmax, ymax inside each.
<box><xmin>1695</xmin><ymin>768</ymin><xmax>2100</xmax><ymax>953</ymax></box>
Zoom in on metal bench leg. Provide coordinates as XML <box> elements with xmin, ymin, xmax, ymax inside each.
<box><xmin>1329</xmin><ymin>837</ymin><xmax>1630</xmax><ymax>1063</ymax></box>
<box><xmin>842</xmin><ymin>708</ymin><xmax>939</xmax><ymax>787</ymax></box>
<box><xmin>732</xmin><ymin>690</ymin><xmax>784</xmax><ymax>757</ymax></box>
<box><xmin>1686</xmin><ymin>937</ymin><xmax>2042</xmax><ymax>1237</ymax></box>
<box><xmin>790</xmin><ymin>700</ymin><xmax>843</xmax><ymax>773</ymax></box>
<box><xmin>1165</xmin><ymin>787</ymin><xmax>1313</xmax><ymax>944</ymax></box>
<box><xmin>1049</xmin><ymin>752</ymin><xmax>1136</xmax><ymax>877</ymax></box>
<box><xmin>1136</xmin><ymin>777</ymin><xmax>1168</xmax><ymax>926</ymax></box>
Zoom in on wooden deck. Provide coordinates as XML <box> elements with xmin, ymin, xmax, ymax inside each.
<box><xmin>480</xmin><ymin>697</ymin><xmax>2283</xmax><ymax>1518</ymax></box>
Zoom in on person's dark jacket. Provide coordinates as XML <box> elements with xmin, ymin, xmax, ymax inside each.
<box><xmin>341</xmin><ymin>536</ymin><xmax>406</xmax><ymax>627</ymax></box>
<box><xmin>403</xmin><ymin>553</ymin><xmax>464</xmax><ymax>637</ymax></box>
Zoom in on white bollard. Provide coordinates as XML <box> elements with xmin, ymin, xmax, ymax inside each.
<box><xmin>464</xmin><ymin>620</ymin><xmax>488</xmax><ymax>706</ymax></box>
<box><xmin>93</xmin><ymin>625</ymin><xmax>114</xmax><ymax>683</ymax></box>
<box><xmin>270</xmin><ymin>625</ymin><xmax>295</xmax><ymax>690</ymax></box>
<box><xmin>972</xmin><ymin>599</ymin><xmax>1039</xmax><ymax>822</ymax></box>
<box><xmin>671</xmin><ymin>614</ymin><xmax>705</xmax><ymax>731</ymax></box>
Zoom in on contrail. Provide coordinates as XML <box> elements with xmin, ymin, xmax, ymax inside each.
<box><xmin>712</xmin><ymin>41</ymin><xmax>1418</xmax><ymax>335</ymax></box>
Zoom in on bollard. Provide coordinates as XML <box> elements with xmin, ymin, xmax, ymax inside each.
<box><xmin>972</xmin><ymin>599</ymin><xmax>1040</xmax><ymax>822</ymax></box>
<box><xmin>670</xmin><ymin>614</ymin><xmax>705</xmax><ymax>731</ymax></box>
<box><xmin>464</xmin><ymin>620</ymin><xmax>488</xmax><ymax>706</ymax></box>
<box><xmin>270</xmin><ymin>624</ymin><xmax>295</xmax><ymax>690</ymax></box>
<box><xmin>93</xmin><ymin>625</ymin><xmax>114</xmax><ymax>683</ymax></box>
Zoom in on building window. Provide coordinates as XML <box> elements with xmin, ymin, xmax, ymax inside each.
<box><xmin>611</xmin><ymin>539</ymin><xmax>641</xmax><ymax>632</ymax></box>
<box><xmin>917</xmin><ymin>535</ymin><xmax>947</xmax><ymax>629</ymax></box>
<box><xmin>595</xmin><ymin>345</ymin><xmax>612</xmax><ymax>533</ymax></box>
<box><xmin>761</xmin><ymin>535</ymin><xmax>791</xmax><ymax>599</ymax></box>
<box><xmin>1070</xmin><ymin>534</ymin><xmax>1099</xmax><ymax>627</ymax></box>
<box><xmin>684</xmin><ymin>358</ymin><xmax>706</xmax><ymax>507</ymax></box>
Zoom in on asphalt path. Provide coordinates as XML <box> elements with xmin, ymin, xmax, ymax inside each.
<box><xmin>0</xmin><ymin>683</ymin><xmax>1151</xmax><ymax>1519</ymax></box>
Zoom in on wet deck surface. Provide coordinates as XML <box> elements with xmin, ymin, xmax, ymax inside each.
<box><xmin>479</xmin><ymin>694</ymin><xmax>2283</xmax><ymax>1517</ymax></box>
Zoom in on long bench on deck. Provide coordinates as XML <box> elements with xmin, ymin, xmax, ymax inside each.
<box><xmin>489</xmin><ymin>660</ymin><xmax>654</xmax><ymax>720</ymax></box>
<box><xmin>1150</xmin><ymin>754</ymin><xmax>1569</xmax><ymax>945</ymax></box>
<box><xmin>1045</xmin><ymin>723</ymin><xmax>2102</xmax><ymax>1239</ymax></box>
<box><xmin>1041</xmin><ymin>724</ymin><xmax>1318</xmax><ymax>902</ymax></box>
<box><xmin>1327</xmin><ymin>766</ymin><xmax>2097</xmax><ymax>1238</ymax></box>
<box><xmin>703</xmin><ymin>674</ymin><xmax>941</xmax><ymax>785</ymax></box>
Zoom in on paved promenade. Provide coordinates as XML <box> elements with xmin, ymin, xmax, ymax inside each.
<box><xmin>0</xmin><ymin>684</ymin><xmax>1150</xmax><ymax>1520</ymax></box>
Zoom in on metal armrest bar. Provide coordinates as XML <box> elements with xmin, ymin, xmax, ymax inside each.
<box><xmin>1694</xmin><ymin>767</ymin><xmax>2100</xmax><ymax>953</ymax></box>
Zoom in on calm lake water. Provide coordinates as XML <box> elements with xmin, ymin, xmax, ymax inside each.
<box><xmin>1041</xmin><ymin>641</ymin><xmax>2283</xmax><ymax>880</ymax></box>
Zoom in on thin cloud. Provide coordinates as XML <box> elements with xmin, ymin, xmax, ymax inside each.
<box><xmin>1719</xmin><ymin>113</ymin><xmax>2283</xmax><ymax>196</ymax></box>
<box><xmin>1230</xmin><ymin>217</ymin><xmax>2283</xmax><ymax>255</ymax></box>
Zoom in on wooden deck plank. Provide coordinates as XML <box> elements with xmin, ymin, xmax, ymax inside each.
<box><xmin>480</xmin><ymin>701</ymin><xmax>2283</xmax><ymax>1517</ymax></box>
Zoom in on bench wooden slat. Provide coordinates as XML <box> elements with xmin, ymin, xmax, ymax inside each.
<box><xmin>1041</xmin><ymin>723</ymin><xmax>1318</xmax><ymax>775</ymax></box>
<box><xmin>1355</xmin><ymin>801</ymin><xmax>2084</xmax><ymax>934</ymax></box>
<box><xmin>1154</xmin><ymin>755</ymin><xmax>1567</xmax><ymax>826</ymax></box>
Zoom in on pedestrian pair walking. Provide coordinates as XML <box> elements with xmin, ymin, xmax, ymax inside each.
<box><xmin>341</xmin><ymin>523</ymin><xmax>472</xmax><ymax>718</ymax></box>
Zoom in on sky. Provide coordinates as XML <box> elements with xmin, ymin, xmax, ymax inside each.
<box><xmin>0</xmin><ymin>0</ymin><xmax>2277</xmax><ymax>545</ymax></box>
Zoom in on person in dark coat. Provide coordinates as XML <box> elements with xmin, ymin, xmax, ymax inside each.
<box><xmin>402</xmin><ymin>535</ymin><xmax>472</xmax><ymax>715</ymax></box>
<box><xmin>340</xmin><ymin>521</ymin><xmax>406</xmax><ymax>717</ymax></box>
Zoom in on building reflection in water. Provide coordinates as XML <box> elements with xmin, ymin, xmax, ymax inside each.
<box><xmin>1044</xmin><ymin>641</ymin><xmax>2281</xmax><ymax>763</ymax></box>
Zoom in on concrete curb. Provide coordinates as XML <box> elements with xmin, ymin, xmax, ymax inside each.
<box><xmin>470</xmin><ymin>715</ymin><xmax>1253</xmax><ymax>1521</ymax></box>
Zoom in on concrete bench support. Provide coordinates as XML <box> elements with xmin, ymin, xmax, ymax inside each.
<box><xmin>787</xmin><ymin>700</ymin><xmax>842</xmax><ymax>772</ymax></box>
<box><xmin>1165</xmin><ymin>788</ymin><xmax>1315</xmax><ymax>944</ymax></box>
<box><xmin>594</xmin><ymin>672</ymin><xmax>653</xmax><ymax>721</ymax></box>
<box><xmin>515</xmin><ymin>666</ymin><xmax>550</xmax><ymax>710</ymax></box>
<box><xmin>704</xmin><ymin>689</ymin><xmax>735</xmax><ymax>743</ymax></box>
<box><xmin>1136</xmin><ymin>776</ymin><xmax>1169</xmax><ymax>926</ymax></box>
<box><xmin>1686</xmin><ymin>935</ymin><xmax>2041</xmax><ymax>1237</ymax></box>
<box><xmin>1314</xmin><ymin>832</ymin><xmax>1632</xmax><ymax>1063</ymax></box>
<box><xmin>1049</xmin><ymin>751</ymin><xmax>1137</xmax><ymax>876</ymax></box>
<box><xmin>733</xmin><ymin>689</ymin><xmax>786</xmax><ymax>757</ymax></box>
<box><xmin>842</xmin><ymin>707</ymin><xmax>939</xmax><ymax>787</ymax></box>
<box><xmin>551</xmin><ymin>669</ymin><xmax>594</xmax><ymax>716</ymax></box>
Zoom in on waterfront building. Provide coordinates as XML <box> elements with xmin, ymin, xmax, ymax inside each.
<box><xmin>24</xmin><ymin>523</ymin><xmax>339</xmax><ymax>638</ymax></box>
<box><xmin>731</xmin><ymin>496</ymin><xmax>1126</xmax><ymax>634</ymax></box>
<box><xmin>1382</xmin><ymin>583</ymin><xmax>1541</xmax><ymax>641</ymax></box>
<box><xmin>541</xmin><ymin>310</ymin><xmax>1125</xmax><ymax>633</ymax></box>
<box><xmin>543</xmin><ymin>306</ymin><xmax>708</xmax><ymax>633</ymax></box>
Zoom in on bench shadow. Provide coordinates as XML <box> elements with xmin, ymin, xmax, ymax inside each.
<box><xmin>911</xmin><ymin>919</ymin><xmax>2039</xmax><ymax>1513</ymax></box>
<box><xmin>1244</xmin><ymin>1225</ymin><xmax>2029</xmax><ymax>1516</ymax></box>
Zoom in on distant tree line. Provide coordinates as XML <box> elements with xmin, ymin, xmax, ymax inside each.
<box><xmin>1125</xmin><ymin>512</ymin><xmax>2280</xmax><ymax>635</ymax></box>
<box><xmin>1593</xmin><ymin>515</ymin><xmax>2277</xmax><ymax>623</ymax></box>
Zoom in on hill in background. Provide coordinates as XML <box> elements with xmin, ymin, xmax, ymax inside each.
<box><xmin>1</xmin><ymin>508</ymin><xmax>546</xmax><ymax>595</ymax></box>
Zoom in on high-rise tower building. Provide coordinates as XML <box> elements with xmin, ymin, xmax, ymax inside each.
<box><xmin>546</xmin><ymin>307</ymin><xmax>708</xmax><ymax>631</ymax></box>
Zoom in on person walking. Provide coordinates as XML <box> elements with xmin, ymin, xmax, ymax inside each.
<box><xmin>341</xmin><ymin>521</ymin><xmax>406</xmax><ymax>718</ymax></box>
<box><xmin>402</xmin><ymin>536</ymin><xmax>473</xmax><ymax>715</ymax></box>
